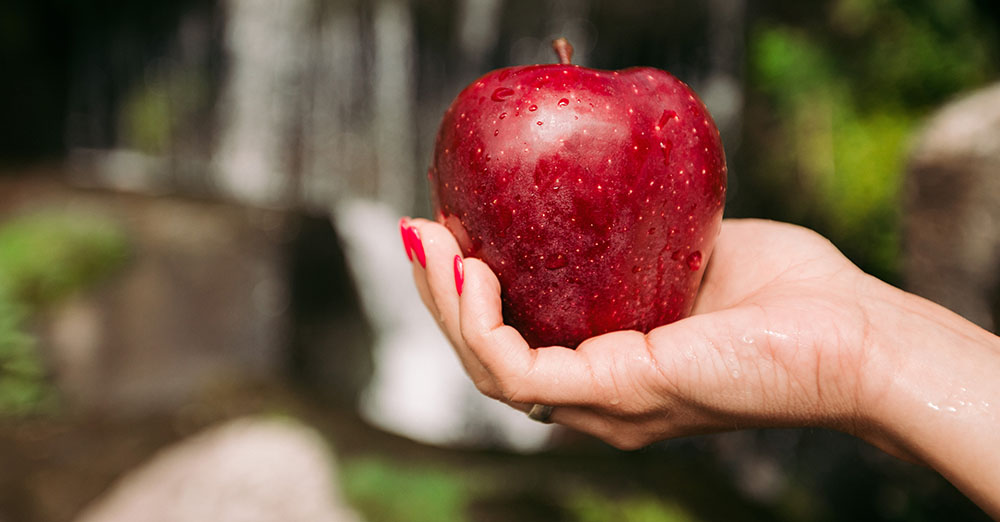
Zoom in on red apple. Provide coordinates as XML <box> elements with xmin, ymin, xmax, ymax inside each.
<box><xmin>430</xmin><ymin>39</ymin><xmax>726</xmax><ymax>348</ymax></box>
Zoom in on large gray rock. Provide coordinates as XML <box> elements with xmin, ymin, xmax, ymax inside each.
<box><xmin>904</xmin><ymin>83</ymin><xmax>1000</xmax><ymax>333</ymax></box>
<box><xmin>38</xmin><ymin>192</ymin><xmax>291</xmax><ymax>415</ymax></box>
<box><xmin>75</xmin><ymin>417</ymin><xmax>362</xmax><ymax>522</ymax></box>
<box><xmin>0</xmin><ymin>180</ymin><xmax>372</xmax><ymax>417</ymax></box>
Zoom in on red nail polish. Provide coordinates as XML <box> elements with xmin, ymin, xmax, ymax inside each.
<box><xmin>453</xmin><ymin>255</ymin><xmax>464</xmax><ymax>296</ymax></box>
<box><xmin>399</xmin><ymin>218</ymin><xmax>413</xmax><ymax>261</ymax></box>
<box><xmin>407</xmin><ymin>226</ymin><xmax>426</xmax><ymax>268</ymax></box>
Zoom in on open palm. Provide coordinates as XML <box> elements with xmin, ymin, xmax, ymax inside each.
<box><xmin>405</xmin><ymin>218</ymin><xmax>882</xmax><ymax>449</ymax></box>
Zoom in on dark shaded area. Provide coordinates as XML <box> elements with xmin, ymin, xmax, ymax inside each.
<box><xmin>0</xmin><ymin>2</ymin><xmax>72</xmax><ymax>161</ymax></box>
<box><xmin>0</xmin><ymin>0</ymin><xmax>219</xmax><ymax>162</ymax></box>
<box><xmin>288</xmin><ymin>214</ymin><xmax>374</xmax><ymax>407</ymax></box>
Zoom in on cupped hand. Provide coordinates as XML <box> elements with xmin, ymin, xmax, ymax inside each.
<box><xmin>402</xmin><ymin>218</ymin><xmax>887</xmax><ymax>450</ymax></box>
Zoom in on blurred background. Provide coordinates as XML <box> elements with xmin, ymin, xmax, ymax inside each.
<box><xmin>1</xmin><ymin>0</ymin><xmax>999</xmax><ymax>520</ymax></box>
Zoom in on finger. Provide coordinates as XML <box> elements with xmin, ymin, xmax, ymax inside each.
<box><xmin>407</xmin><ymin>219</ymin><xmax>463</xmax><ymax>340</ymax></box>
<box><xmin>545</xmin><ymin>405</ymin><xmax>655</xmax><ymax>450</ymax></box>
<box><xmin>643</xmin><ymin>305</ymin><xmax>789</xmax><ymax>417</ymax></box>
<box><xmin>547</xmin><ymin>405</ymin><xmax>615</xmax><ymax>436</ymax></box>
<box><xmin>404</xmin><ymin>219</ymin><xmax>494</xmax><ymax>383</ymax></box>
<box><xmin>458</xmin><ymin>258</ymin><xmax>600</xmax><ymax>406</ymax></box>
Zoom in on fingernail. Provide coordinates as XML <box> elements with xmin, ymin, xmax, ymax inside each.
<box><xmin>399</xmin><ymin>218</ymin><xmax>413</xmax><ymax>262</ymax></box>
<box><xmin>453</xmin><ymin>255</ymin><xmax>464</xmax><ymax>296</ymax></box>
<box><xmin>407</xmin><ymin>226</ymin><xmax>426</xmax><ymax>268</ymax></box>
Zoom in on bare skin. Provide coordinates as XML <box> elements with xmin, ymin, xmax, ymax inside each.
<box><xmin>403</xmin><ymin>217</ymin><xmax>1000</xmax><ymax>517</ymax></box>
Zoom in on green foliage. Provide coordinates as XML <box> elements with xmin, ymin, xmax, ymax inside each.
<box><xmin>339</xmin><ymin>457</ymin><xmax>708</xmax><ymax>522</ymax></box>
<box><xmin>120</xmin><ymin>82</ymin><xmax>172</xmax><ymax>155</ymax></box>
<box><xmin>567</xmin><ymin>489</ymin><xmax>699</xmax><ymax>522</ymax></box>
<box><xmin>0</xmin><ymin>211</ymin><xmax>130</xmax><ymax>415</ymax></box>
<box><xmin>0</xmin><ymin>291</ymin><xmax>49</xmax><ymax>415</ymax></box>
<box><xmin>747</xmin><ymin>0</ymin><xmax>997</xmax><ymax>278</ymax></box>
<box><xmin>0</xmin><ymin>212</ymin><xmax>130</xmax><ymax>309</ymax></box>
<box><xmin>341</xmin><ymin>457</ymin><xmax>471</xmax><ymax>522</ymax></box>
<box><xmin>119</xmin><ymin>67</ymin><xmax>209</xmax><ymax>155</ymax></box>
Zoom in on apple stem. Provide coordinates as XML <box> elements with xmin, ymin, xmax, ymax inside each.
<box><xmin>552</xmin><ymin>38</ymin><xmax>574</xmax><ymax>65</ymax></box>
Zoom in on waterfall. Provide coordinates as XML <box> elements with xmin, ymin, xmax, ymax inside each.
<box><xmin>213</xmin><ymin>0</ymin><xmax>312</xmax><ymax>206</ymax></box>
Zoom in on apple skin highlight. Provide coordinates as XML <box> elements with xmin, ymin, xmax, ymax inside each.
<box><xmin>430</xmin><ymin>54</ymin><xmax>726</xmax><ymax>348</ymax></box>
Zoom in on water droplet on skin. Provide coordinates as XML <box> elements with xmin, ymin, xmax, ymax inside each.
<box><xmin>499</xmin><ymin>112</ymin><xmax>506</xmax><ymax>119</ymax></box>
<box><xmin>528</xmin><ymin>104</ymin><xmax>538</xmax><ymax>112</ymax></box>
<box><xmin>491</xmin><ymin>87</ymin><xmax>515</xmax><ymax>101</ymax></box>
<box><xmin>763</xmin><ymin>329</ymin><xmax>790</xmax><ymax>340</ymax></box>
<box><xmin>609</xmin><ymin>398</ymin><xmax>621</xmax><ymax>405</ymax></box>
<box><xmin>686</xmin><ymin>251</ymin><xmax>702</xmax><ymax>270</ymax></box>
<box><xmin>545</xmin><ymin>254</ymin><xmax>568</xmax><ymax>269</ymax></box>
<box><xmin>558</xmin><ymin>98</ymin><xmax>569</xmax><ymax>107</ymax></box>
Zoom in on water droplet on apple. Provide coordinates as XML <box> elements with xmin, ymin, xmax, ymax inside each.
<box><xmin>658</xmin><ymin>109</ymin><xmax>677</xmax><ymax>128</ymax></box>
<box><xmin>631</xmin><ymin>265</ymin><xmax>641</xmax><ymax>273</ymax></box>
<box><xmin>544</xmin><ymin>254</ymin><xmax>568</xmax><ymax>270</ymax></box>
<box><xmin>491</xmin><ymin>87</ymin><xmax>515</xmax><ymax>102</ymax></box>
<box><xmin>686</xmin><ymin>251</ymin><xmax>702</xmax><ymax>270</ymax></box>
<box><xmin>494</xmin><ymin>129</ymin><xmax>499</xmax><ymax>136</ymax></box>
<box><xmin>671</xmin><ymin>249</ymin><xmax>683</xmax><ymax>261</ymax></box>
<box><xmin>536</xmin><ymin>121</ymin><xmax>543</xmax><ymax>126</ymax></box>
<box><xmin>499</xmin><ymin>112</ymin><xmax>506</xmax><ymax>119</ymax></box>
<box><xmin>660</xmin><ymin>140</ymin><xmax>673</xmax><ymax>165</ymax></box>
<box><xmin>528</xmin><ymin>104</ymin><xmax>538</xmax><ymax>112</ymax></box>
<box><xmin>497</xmin><ymin>206</ymin><xmax>514</xmax><ymax>232</ymax></box>
<box><xmin>557</xmin><ymin>98</ymin><xmax>569</xmax><ymax>107</ymax></box>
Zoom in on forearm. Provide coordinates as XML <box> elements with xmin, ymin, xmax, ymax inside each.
<box><xmin>859</xmin><ymin>276</ymin><xmax>1000</xmax><ymax>517</ymax></box>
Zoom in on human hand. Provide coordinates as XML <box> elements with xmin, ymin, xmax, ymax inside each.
<box><xmin>401</xmin><ymin>217</ymin><xmax>893</xmax><ymax>448</ymax></box>
<box><xmin>402</xmin><ymin>216</ymin><xmax>1000</xmax><ymax>515</ymax></box>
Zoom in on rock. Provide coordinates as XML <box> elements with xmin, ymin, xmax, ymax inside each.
<box><xmin>903</xmin><ymin>83</ymin><xmax>1000</xmax><ymax>333</ymax></box>
<box><xmin>39</xmin><ymin>192</ymin><xmax>292</xmax><ymax>415</ymax></box>
<box><xmin>75</xmin><ymin>417</ymin><xmax>362</xmax><ymax>522</ymax></box>
<box><xmin>0</xmin><ymin>179</ymin><xmax>372</xmax><ymax>417</ymax></box>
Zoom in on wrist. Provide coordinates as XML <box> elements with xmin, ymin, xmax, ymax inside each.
<box><xmin>856</xmin><ymin>276</ymin><xmax>999</xmax><ymax>430</ymax></box>
<box><xmin>854</xmin><ymin>276</ymin><xmax>1000</xmax><ymax>514</ymax></box>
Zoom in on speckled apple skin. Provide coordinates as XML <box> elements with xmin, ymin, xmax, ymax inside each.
<box><xmin>430</xmin><ymin>64</ymin><xmax>726</xmax><ymax>348</ymax></box>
